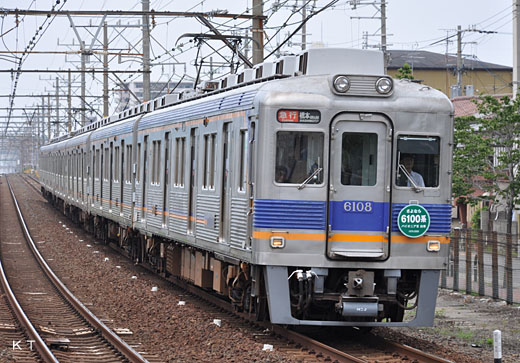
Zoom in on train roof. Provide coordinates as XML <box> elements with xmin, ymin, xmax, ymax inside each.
<box><xmin>40</xmin><ymin>48</ymin><xmax>453</xmax><ymax>153</ymax></box>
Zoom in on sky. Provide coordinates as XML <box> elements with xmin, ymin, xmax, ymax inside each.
<box><xmin>0</xmin><ymin>0</ymin><xmax>514</xmax><ymax>135</ymax></box>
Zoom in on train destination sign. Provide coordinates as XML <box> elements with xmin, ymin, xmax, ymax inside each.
<box><xmin>397</xmin><ymin>204</ymin><xmax>430</xmax><ymax>238</ymax></box>
<box><xmin>277</xmin><ymin>109</ymin><xmax>321</xmax><ymax>123</ymax></box>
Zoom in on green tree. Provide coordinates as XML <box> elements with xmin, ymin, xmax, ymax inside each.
<box><xmin>475</xmin><ymin>95</ymin><xmax>520</xmax><ymax>234</ymax></box>
<box><xmin>452</xmin><ymin>115</ymin><xmax>493</xmax><ymax>207</ymax></box>
<box><xmin>396</xmin><ymin>63</ymin><xmax>414</xmax><ymax>80</ymax></box>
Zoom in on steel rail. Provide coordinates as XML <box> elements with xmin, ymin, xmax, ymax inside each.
<box><xmin>7</xmin><ymin>175</ymin><xmax>149</xmax><ymax>363</ymax></box>
<box><xmin>143</xmin><ymin>267</ymin><xmax>366</xmax><ymax>362</ymax></box>
<box><xmin>0</xmin><ymin>177</ymin><xmax>58</xmax><ymax>362</ymax></box>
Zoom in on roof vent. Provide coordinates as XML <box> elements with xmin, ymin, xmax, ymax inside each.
<box><xmin>156</xmin><ymin>93</ymin><xmax>180</xmax><ymax>109</ymax></box>
<box><xmin>275</xmin><ymin>56</ymin><xmax>298</xmax><ymax>76</ymax></box>
<box><xmin>179</xmin><ymin>90</ymin><xmax>196</xmax><ymax>100</ymax></box>
<box><xmin>237</xmin><ymin>69</ymin><xmax>254</xmax><ymax>84</ymax></box>
<box><xmin>220</xmin><ymin>74</ymin><xmax>238</xmax><ymax>89</ymax></box>
<box><xmin>254</xmin><ymin>62</ymin><xmax>276</xmax><ymax>79</ymax></box>
<box><xmin>199</xmin><ymin>80</ymin><xmax>220</xmax><ymax>92</ymax></box>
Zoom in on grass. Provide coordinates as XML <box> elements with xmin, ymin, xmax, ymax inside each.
<box><xmin>435</xmin><ymin>308</ymin><xmax>446</xmax><ymax>318</ymax></box>
<box><xmin>455</xmin><ymin>329</ymin><xmax>475</xmax><ymax>340</ymax></box>
<box><xmin>435</xmin><ymin>327</ymin><xmax>477</xmax><ymax>342</ymax></box>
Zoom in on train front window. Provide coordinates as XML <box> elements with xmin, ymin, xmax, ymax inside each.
<box><xmin>275</xmin><ymin>132</ymin><xmax>323</xmax><ymax>184</ymax></box>
<box><xmin>396</xmin><ymin>136</ymin><xmax>440</xmax><ymax>188</ymax></box>
<box><xmin>341</xmin><ymin>132</ymin><xmax>378</xmax><ymax>186</ymax></box>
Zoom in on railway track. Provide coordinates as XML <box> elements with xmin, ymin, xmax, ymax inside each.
<box><xmin>19</xmin><ymin>173</ymin><xmax>453</xmax><ymax>362</ymax></box>
<box><xmin>0</xmin><ymin>175</ymin><xmax>153</xmax><ymax>362</ymax></box>
<box><xmin>159</xmin><ymin>270</ymin><xmax>453</xmax><ymax>363</ymax></box>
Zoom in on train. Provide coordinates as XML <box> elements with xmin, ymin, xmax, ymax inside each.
<box><xmin>39</xmin><ymin>48</ymin><xmax>453</xmax><ymax>327</ymax></box>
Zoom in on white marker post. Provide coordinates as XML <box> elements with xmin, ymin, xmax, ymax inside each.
<box><xmin>493</xmin><ymin>329</ymin><xmax>502</xmax><ymax>363</ymax></box>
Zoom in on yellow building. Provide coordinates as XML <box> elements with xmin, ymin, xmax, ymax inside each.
<box><xmin>387</xmin><ymin>50</ymin><xmax>512</xmax><ymax>97</ymax></box>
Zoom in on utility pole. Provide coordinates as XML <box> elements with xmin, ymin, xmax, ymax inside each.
<box><xmin>350</xmin><ymin>0</ymin><xmax>389</xmax><ymax>70</ymax></box>
<box><xmin>381</xmin><ymin>0</ymin><xmax>387</xmax><ymax>72</ymax></box>
<box><xmin>68</xmin><ymin>70</ymin><xmax>72</xmax><ymax>133</ymax></box>
<box><xmin>252</xmin><ymin>0</ymin><xmax>264</xmax><ymax>64</ymax></box>
<box><xmin>301</xmin><ymin>0</ymin><xmax>307</xmax><ymax>51</ymax></box>
<box><xmin>457</xmin><ymin>25</ymin><xmax>462</xmax><ymax>95</ymax></box>
<box><xmin>103</xmin><ymin>21</ymin><xmax>109</xmax><ymax>116</ymax></box>
<box><xmin>142</xmin><ymin>0</ymin><xmax>151</xmax><ymax>101</ymax></box>
<box><xmin>514</xmin><ymin>0</ymin><xmax>520</xmax><ymax>97</ymax></box>
<box><xmin>81</xmin><ymin>40</ymin><xmax>86</xmax><ymax>125</ymax></box>
<box><xmin>55</xmin><ymin>77</ymin><xmax>60</xmax><ymax>137</ymax></box>
<box><xmin>47</xmin><ymin>94</ymin><xmax>51</xmax><ymax>141</ymax></box>
<box><xmin>36</xmin><ymin>105</ymin><xmax>41</xmax><ymax>149</ymax></box>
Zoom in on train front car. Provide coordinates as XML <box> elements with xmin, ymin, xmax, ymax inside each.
<box><xmin>252</xmin><ymin>48</ymin><xmax>453</xmax><ymax>326</ymax></box>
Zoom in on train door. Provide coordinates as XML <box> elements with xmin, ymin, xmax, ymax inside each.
<box><xmin>75</xmin><ymin>151</ymin><xmax>79</xmax><ymax>200</ymax></box>
<box><xmin>219</xmin><ymin>122</ymin><xmax>231</xmax><ymax>243</ymax></box>
<box><xmin>101</xmin><ymin>146</ymin><xmax>105</xmax><ymax>207</ymax></box>
<box><xmin>109</xmin><ymin>143</ymin><xmax>113</xmax><ymax>210</ymax></box>
<box><xmin>187</xmin><ymin>129</ymin><xmax>197</xmax><ymax>233</ymax></box>
<box><xmin>91</xmin><ymin>146</ymin><xmax>95</xmax><ymax>205</ymax></box>
<box><xmin>120</xmin><ymin>140</ymin><xmax>125</xmax><ymax>214</ymax></box>
<box><xmin>327</xmin><ymin>114</ymin><xmax>392</xmax><ymax>259</ymax></box>
<box><xmin>142</xmin><ymin>136</ymin><xmax>149</xmax><ymax>221</ymax></box>
<box><xmin>162</xmin><ymin>132</ymin><xmax>170</xmax><ymax>227</ymax></box>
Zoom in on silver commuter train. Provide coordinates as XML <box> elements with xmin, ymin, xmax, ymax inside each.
<box><xmin>39</xmin><ymin>48</ymin><xmax>453</xmax><ymax>327</ymax></box>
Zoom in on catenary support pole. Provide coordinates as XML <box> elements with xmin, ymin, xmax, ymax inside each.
<box><xmin>252</xmin><ymin>0</ymin><xmax>264</xmax><ymax>65</ymax></box>
<box><xmin>142</xmin><ymin>0</ymin><xmax>151</xmax><ymax>101</ymax></box>
<box><xmin>514</xmin><ymin>0</ymin><xmax>520</xmax><ymax>97</ymax></box>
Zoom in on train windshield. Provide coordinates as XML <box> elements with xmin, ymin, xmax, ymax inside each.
<box><xmin>341</xmin><ymin>132</ymin><xmax>378</xmax><ymax>186</ymax></box>
<box><xmin>396</xmin><ymin>136</ymin><xmax>440</xmax><ymax>188</ymax></box>
<box><xmin>275</xmin><ymin>132</ymin><xmax>323</xmax><ymax>184</ymax></box>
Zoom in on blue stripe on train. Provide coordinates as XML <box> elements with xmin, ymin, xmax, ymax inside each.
<box><xmin>253</xmin><ymin>199</ymin><xmax>452</xmax><ymax>233</ymax></box>
<box><xmin>253</xmin><ymin>199</ymin><xmax>327</xmax><ymax>230</ymax></box>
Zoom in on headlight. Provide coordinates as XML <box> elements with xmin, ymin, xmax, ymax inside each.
<box><xmin>427</xmin><ymin>240</ymin><xmax>441</xmax><ymax>252</ymax></box>
<box><xmin>333</xmin><ymin>76</ymin><xmax>350</xmax><ymax>93</ymax></box>
<box><xmin>375</xmin><ymin>77</ymin><xmax>393</xmax><ymax>94</ymax></box>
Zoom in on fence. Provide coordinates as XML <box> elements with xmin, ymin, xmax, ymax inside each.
<box><xmin>440</xmin><ymin>229</ymin><xmax>520</xmax><ymax>304</ymax></box>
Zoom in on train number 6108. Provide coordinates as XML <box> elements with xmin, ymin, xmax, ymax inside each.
<box><xmin>343</xmin><ymin>201</ymin><xmax>373</xmax><ymax>213</ymax></box>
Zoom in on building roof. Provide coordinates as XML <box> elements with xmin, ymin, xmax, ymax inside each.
<box><xmin>388</xmin><ymin>50</ymin><xmax>511</xmax><ymax>71</ymax></box>
<box><xmin>452</xmin><ymin>96</ymin><xmax>479</xmax><ymax>117</ymax></box>
<box><xmin>452</xmin><ymin>94</ymin><xmax>512</xmax><ymax>117</ymax></box>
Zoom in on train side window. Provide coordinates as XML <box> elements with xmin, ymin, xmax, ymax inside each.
<box><xmin>174</xmin><ymin>137</ymin><xmax>186</xmax><ymax>187</ymax></box>
<box><xmin>275</xmin><ymin>132</ymin><xmax>323</xmax><ymax>184</ymax></box>
<box><xmin>125</xmin><ymin>145</ymin><xmax>132</xmax><ymax>183</ymax></box>
<box><xmin>136</xmin><ymin>143</ymin><xmax>141</xmax><ymax>183</ymax></box>
<box><xmin>95</xmin><ymin>148</ymin><xmax>100</xmax><ymax>180</ymax></box>
<box><xmin>203</xmin><ymin>135</ymin><xmax>209</xmax><ymax>189</ymax></box>
<box><xmin>104</xmin><ymin>147</ymin><xmax>110</xmax><ymax>181</ymax></box>
<box><xmin>341</xmin><ymin>132</ymin><xmax>378</xmax><ymax>186</ymax></box>
<box><xmin>209</xmin><ymin>134</ymin><xmax>216</xmax><ymax>189</ymax></box>
<box><xmin>202</xmin><ymin>134</ymin><xmax>217</xmax><ymax>190</ymax></box>
<box><xmin>238</xmin><ymin>129</ymin><xmax>248</xmax><ymax>192</ymax></box>
<box><xmin>396</xmin><ymin>136</ymin><xmax>440</xmax><ymax>188</ymax></box>
<box><xmin>152</xmin><ymin>140</ymin><xmax>161</xmax><ymax>185</ymax></box>
<box><xmin>114</xmin><ymin>146</ymin><xmax>120</xmax><ymax>182</ymax></box>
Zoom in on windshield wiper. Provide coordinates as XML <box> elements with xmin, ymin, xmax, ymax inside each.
<box><xmin>298</xmin><ymin>167</ymin><xmax>323</xmax><ymax>190</ymax></box>
<box><xmin>398</xmin><ymin>164</ymin><xmax>423</xmax><ymax>192</ymax></box>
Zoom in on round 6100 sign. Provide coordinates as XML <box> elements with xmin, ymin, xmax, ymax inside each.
<box><xmin>397</xmin><ymin>204</ymin><xmax>430</xmax><ymax>238</ymax></box>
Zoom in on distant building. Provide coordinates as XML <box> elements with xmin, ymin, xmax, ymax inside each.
<box><xmin>116</xmin><ymin>81</ymin><xmax>194</xmax><ymax>111</ymax></box>
<box><xmin>387</xmin><ymin>50</ymin><xmax>512</xmax><ymax>98</ymax></box>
